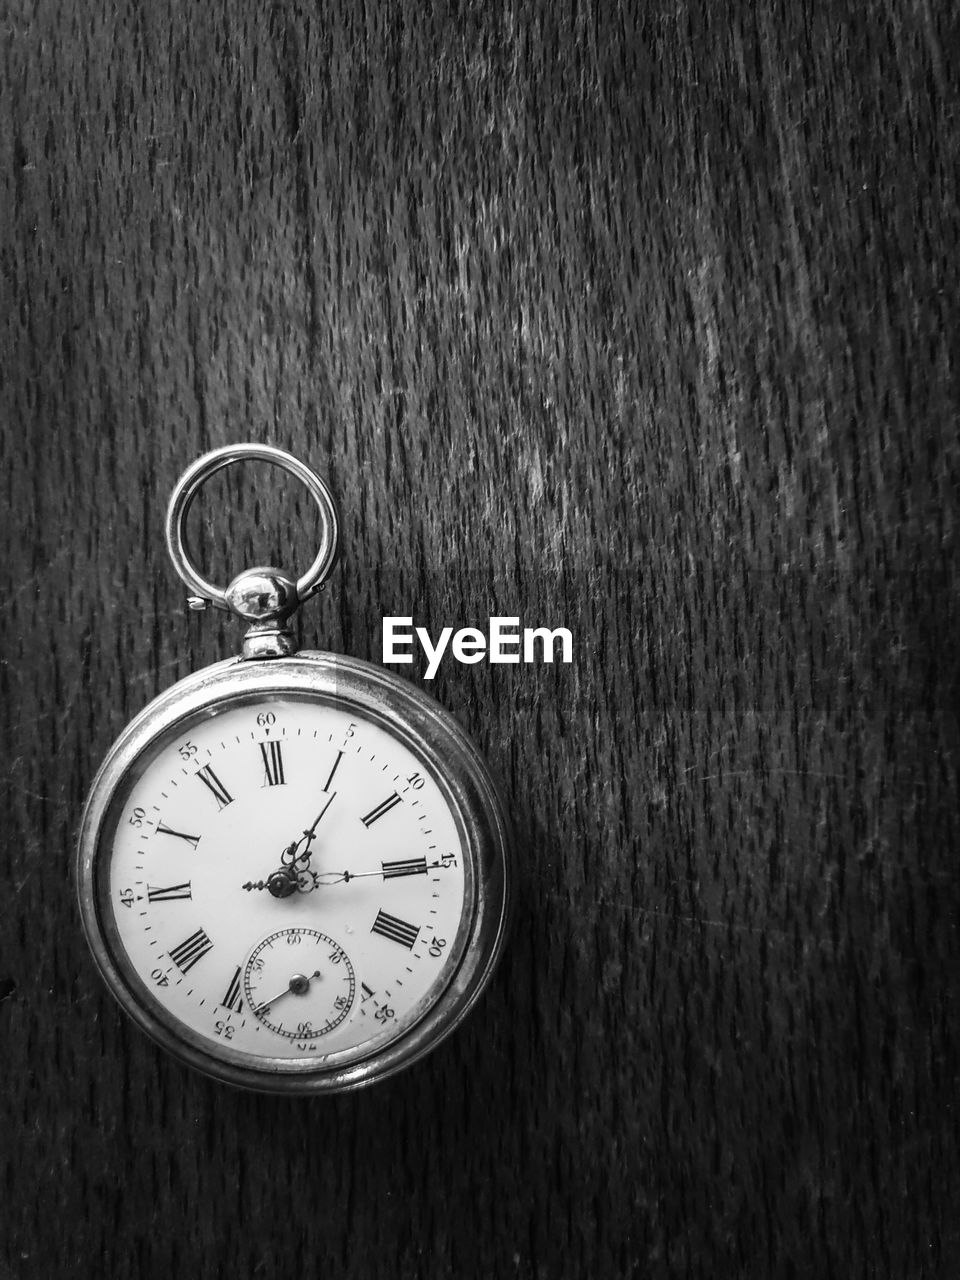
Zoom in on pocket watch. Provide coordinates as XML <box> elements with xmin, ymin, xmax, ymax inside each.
<box><xmin>76</xmin><ymin>444</ymin><xmax>512</xmax><ymax>1093</ymax></box>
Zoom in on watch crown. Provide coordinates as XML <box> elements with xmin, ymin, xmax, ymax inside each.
<box><xmin>224</xmin><ymin>567</ymin><xmax>301</xmax><ymax>661</ymax></box>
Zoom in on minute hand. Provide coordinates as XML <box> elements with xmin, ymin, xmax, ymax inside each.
<box><xmin>281</xmin><ymin>792</ymin><xmax>337</xmax><ymax>867</ymax></box>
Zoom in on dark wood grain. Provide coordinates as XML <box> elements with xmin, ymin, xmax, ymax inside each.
<box><xmin>2</xmin><ymin>1</ymin><xmax>958</xmax><ymax>1276</ymax></box>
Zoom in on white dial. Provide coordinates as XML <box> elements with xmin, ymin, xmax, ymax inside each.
<box><xmin>102</xmin><ymin>696</ymin><xmax>469</xmax><ymax>1068</ymax></box>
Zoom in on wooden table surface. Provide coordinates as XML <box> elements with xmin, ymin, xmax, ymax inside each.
<box><xmin>2</xmin><ymin>2</ymin><xmax>958</xmax><ymax>1277</ymax></box>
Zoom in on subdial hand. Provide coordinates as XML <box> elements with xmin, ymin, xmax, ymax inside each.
<box><xmin>253</xmin><ymin>970</ymin><xmax>322</xmax><ymax>1015</ymax></box>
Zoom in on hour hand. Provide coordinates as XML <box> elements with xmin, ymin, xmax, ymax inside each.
<box><xmin>315</xmin><ymin>857</ymin><xmax>437</xmax><ymax>886</ymax></box>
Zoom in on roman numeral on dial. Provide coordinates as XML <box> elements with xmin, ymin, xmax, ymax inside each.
<box><xmin>260</xmin><ymin>741</ymin><xmax>285</xmax><ymax>787</ymax></box>
<box><xmin>196</xmin><ymin>765</ymin><xmax>233</xmax><ymax>809</ymax></box>
<box><xmin>220</xmin><ymin>966</ymin><xmax>243</xmax><ymax>1013</ymax></box>
<box><xmin>156</xmin><ymin>822</ymin><xmax>200</xmax><ymax>849</ymax></box>
<box><xmin>147</xmin><ymin>882</ymin><xmax>192</xmax><ymax>902</ymax></box>
<box><xmin>361</xmin><ymin>792</ymin><xmax>402</xmax><ymax>827</ymax></box>
<box><xmin>382</xmin><ymin>857</ymin><xmax>427</xmax><ymax>879</ymax></box>
<box><xmin>371</xmin><ymin>909</ymin><xmax>420</xmax><ymax>949</ymax></box>
<box><xmin>169</xmin><ymin>928</ymin><xmax>214</xmax><ymax>973</ymax></box>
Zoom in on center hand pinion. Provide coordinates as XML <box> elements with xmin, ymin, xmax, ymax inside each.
<box><xmin>242</xmin><ymin>795</ymin><xmax>337</xmax><ymax>896</ymax></box>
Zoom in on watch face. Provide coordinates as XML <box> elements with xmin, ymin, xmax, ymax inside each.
<box><xmin>91</xmin><ymin>684</ymin><xmax>476</xmax><ymax>1081</ymax></box>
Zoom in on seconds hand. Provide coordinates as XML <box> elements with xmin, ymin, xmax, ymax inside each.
<box><xmin>253</xmin><ymin>970</ymin><xmax>322</xmax><ymax>1015</ymax></box>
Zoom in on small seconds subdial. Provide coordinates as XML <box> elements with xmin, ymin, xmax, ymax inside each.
<box><xmin>243</xmin><ymin>928</ymin><xmax>355</xmax><ymax>1040</ymax></box>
